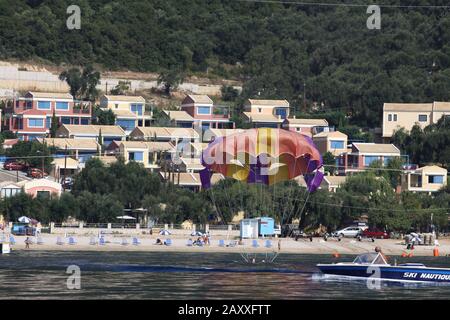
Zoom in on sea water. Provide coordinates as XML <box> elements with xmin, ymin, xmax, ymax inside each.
<box><xmin>0</xmin><ymin>251</ymin><xmax>450</xmax><ymax>299</ymax></box>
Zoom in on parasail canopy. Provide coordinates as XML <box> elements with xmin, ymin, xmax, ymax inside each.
<box><xmin>200</xmin><ymin>128</ymin><xmax>323</xmax><ymax>192</ymax></box>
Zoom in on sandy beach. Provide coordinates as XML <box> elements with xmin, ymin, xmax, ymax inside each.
<box><xmin>5</xmin><ymin>234</ymin><xmax>450</xmax><ymax>257</ymax></box>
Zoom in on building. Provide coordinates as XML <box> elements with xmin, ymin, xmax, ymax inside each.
<box><xmin>180</xmin><ymin>94</ymin><xmax>234</xmax><ymax>130</ymax></box>
<box><xmin>158</xmin><ymin>171</ymin><xmax>224</xmax><ymax>191</ymax></box>
<box><xmin>17</xmin><ymin>179</ymin><xmax>62</xmax><ymax>198</ymax></box>
<box><xmin>243</xmin><ymin>99</ymin><xmax>290</xmax><ymax>128</ymax></box>
<box><xmin>382</xmin><ymin>102</ymin><xmax>450</xmax><ymax>140</ymax></box>
<box><xmin>283</xmin><ymin>117</ymin><xmax>330</xmax><ymax>136</ymax></box>
<box><xmin>337</xmin><ymin>143</ymin><xmax>401</xmax><ymax>175</ymax></box>
<box><xmin>51</xmin><ymin>157</ymin><xmax>80</xmax><ymax>181</ymax></box>
<box><xmin>129</xmin><ymin>127</ymin><xmax>199</xmax><ymax>144</ymax></box>
<box><xmin>5</xmin><ymin>91</ymin><xmax>92</xmax><ymax>141</ymax></box>
<box><xmin>37</xmin><ymin>137</ymin><xmax>100</xmax><ymax>162</ymax></box>
<box><xmin>313</xmin><ymin>131</ymin><xmax>348</xmax><ymax>157</ymax></box>
<box><xmin>99</xmin><ymin>95</ymin><xmax>152</xmax><ymax>133</ymax></box>
<box><xmin>118</xmin><ymin>141</ymin><xmax>175</xmax><ymax>171</ymax></box>
<box><xmin>401</xmin><ymin>165</ymin><xmax>448</xmax><ymax>193</ymax></box>
<box><xmin>56</xmin><ymin>124</ymin><xmax>126</xmax><ymax>146</ymax></box>
<box><xmin>203</xmin><ymin>128</ymin><xmax>245</xmax><ymax>142</ymax></box>
<box><xmin>0</xmin><ymin>181</ymin><xmax>21</xmax><ymax>198</ymax></box>
<box><xmin>2</xmin><ymin>138</ymin><xmax>19</xmax><ymax>149</ymax></box>
<box><xmin>320</xmin><ymin>175</ymin><xmax>347</xmax><ymax>193</ymax></box>
<box><xmin>162</xmin><ymin>110</ymin><xmax>194</xmax><ymax>128</ymax></box>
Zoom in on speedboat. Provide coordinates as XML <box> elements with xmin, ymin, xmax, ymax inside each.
<box><xmin>317</xmin><ymin>252</ymin><xmax>450</xmax><ymax>284</ymax></box>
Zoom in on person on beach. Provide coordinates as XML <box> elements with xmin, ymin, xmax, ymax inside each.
<box><xmin>25</xmin><ymin>237</ymin><xmax>31</xmax><ymax>249</ymax></box>
<box><xmin>278</xmin><ymin>239</ymin><xmax>281</xmax><ymax>251</ymax></box>
<box><xmin>155</xmin><ymin>238</ymin><xmax>163</xmax><ymax>245</ymax></box>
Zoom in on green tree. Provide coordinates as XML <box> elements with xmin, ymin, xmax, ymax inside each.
<box><xmin>50</xmin><ymin>110</ymin><xmax>59</xmax><ymax>138</ymax></box>
<box><xmin>157</xmin><ymin>68</ymin><xmax>185</xmax><ymax>96</ymax></box>
<box><xmin>92</xmin><ymin>106</ymin><xmax>116</xmax><ymax>125</ymax></box>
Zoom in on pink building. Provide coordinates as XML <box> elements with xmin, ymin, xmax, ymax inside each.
<box><xmin>337</xmin><ymin>143</ymin><xmax>401</xmax><ymax>175</ymax></box>
<box><xmin>17</xmin><ymin>179</ymin><xmax>62</xmax><ymax>198</ymax></box>
<box><xmin>5</xmin><ymin>92</ymin><xmax>92</xmax><ymax>141</ymax></box>
<box><xmin>180</xmin><ymin>95</ymin><xmax>234</xmax><ymax>130</ymax></box>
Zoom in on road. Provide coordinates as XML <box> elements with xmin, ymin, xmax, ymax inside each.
<box><xmin>0</xmin><ymin>168</ymin><xmax>31</xmax><ymax>183</ymax></box>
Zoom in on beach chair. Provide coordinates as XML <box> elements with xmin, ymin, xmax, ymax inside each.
<box><xmin>9</xmin><ymin>235</ymin><xmax>16</xmax><ymax>245</ymax></box>
<box><xmin>37</xmin><ymin>236</ymin><xmax>44</xmax><ymax>245</ymax></box>
<box><xmin>164</xmin><ymin>238</ymin><xmax>172</xmax><ymax>246</ymax></box>
<box><xmin>186</xmin><ymin>239</ymin><xmax>193</xmax><ymax>247</ymax></box>
<box><xmin>121</xmin><ymin>238</ymin><xmax>128</xmax><ymax>246</ymax></box>
<box><xmin>68</xmin><ymin>237</ymin><xmax>77</xmax><ymax>245</ymax></box>
<box><xmin>99</xmin><ymin>237</ymin><xmax>106</xmax><ymax>246</ymax></box>
<box><xmin>228</xmin><ymin>240</ymin><xmax>237</xmax><ymax>247</ymax></box>
<box><xmin>89</xmin><ymin>237</ymin><xmax>97</xmax><ymax>245</ymax></box>
<box><xmin>56</xmin><ymin>237</ymin><xmax>64</xmax><ymax>245</ymax></box>
<box><xmin>132</xmin><ymin>237</ymin><xmax>140</xmax><ymax>246</ymax></box>
<box><xmin>218</xmin><ymin>239</ymin><xmax>225</xmax><ymax>247</ymax></box>
<box><xmin>264</xmin><ymin>240</ymin><xmax>272</xmax><ymax>248</ymax></box>
<box><xmin>252</xmin><ymin>239</ymin><xmax>259</xmax><ymax>248</ymax></box>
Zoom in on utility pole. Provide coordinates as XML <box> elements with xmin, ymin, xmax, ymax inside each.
<box><xmin>62</xmin><ymin>145</ymin><xmax>67</xmax><ymax>191</ymax></box>
<box><xmin>303</xmin><ymin>81</ymin><xmax>306</xmax><ymax>112</ymax></box>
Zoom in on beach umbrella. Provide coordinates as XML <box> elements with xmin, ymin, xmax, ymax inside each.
<box><xmin>191</xmin><ymin>231</ymin><xmax>203</xmax><ymax>236</ymax></box>
<box><xmin>18</xmin><ymin>216</ymin><xmax>31</xmax><ymax>224</ymax></box>
<box><xmin>159</xmin><ymin>229</ymin><xmax>171</xmax><ymax>235</ymax></box>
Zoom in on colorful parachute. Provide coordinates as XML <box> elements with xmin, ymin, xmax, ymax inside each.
<box><xmin>200</xmin><ymin>128</ymin><xmax>324</xmax><ymax>192</ymax></box>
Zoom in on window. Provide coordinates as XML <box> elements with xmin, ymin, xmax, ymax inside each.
<box><xmin>388</xmin><ymin>114</ymin><xmax>392</xmax><ymax>121</ymax></box>
<box><xmin>197</xmin><ymin>106</ymin><xmax>211</xmax><ymax>115</ymax></box>
<box><xmin>274</xmin><ymin>108</ymin><xmax>288</xmax><ymax>119</ymax></box>
<box><xmin>418</xmin><ymin>114</ymin><xmax>428</xmax><ymax>122</ymax></box>
<box><xmin>428</xmin><ymin>175</ymin><xmax>444</xmax><ymax>184</ymax></box>
<box><xmin>25</xmin><ymin>101</ymin><xmax>32</xmax><ymax>109</ymax></box>
<box><xmin>117</xmin><ymin>119</ymin><xmax>136</xmax><ymax>131</ymax></box>
<box><xmin>393</xmin><ymin>114</ymin><xmax>397</xmax><ymax>121</ymax></box>
<box><xmin>1</xmin><ymin>188</ymin><xmax>20</xmax><ymax>198</ymax></box>
<box><xmin>37</xmin><ymin>101</ymin><xmax>51</xmax><ymax>110</ymax></box>
<box><xmin>56</xmin><ymin>101</ymin><xmax>69</xmax><ymax>110</ymax></box>
<box><xmin>61</xmin><ymin>117</ymin><xmax>71</xmax><ymax>125</ymax></box>
<box><xmin>383</xmin><ymin>156</ymin><xmax>393</xmax><ymax>166</ymax></box>
<box><xmin>28</xmin><ymin>118</ymin><xmax>44</xmax><ymax>128</ymax></box>
<box><xmin>37</xmin><ymin>191</ymin><xmax>50</xmax><ymax>199</ymax></box>
<box><xmin>46</xmin><ymin>117</ymin><xmax>52</xmax><ymax>129</ymax></box>
<box><xmin>129</xmin><ymin>151</ymin><xmax>143</xmax><ymax>162</ymax></box>
<box><xmin>364</xmin><ymin>156</ymin><xmax>379</xmax><ymax>167</ymax></box>
<box><xmin>73</xmin><ymin>118</ymin><xmax>80</xmax><ymax>125</ymax></box>
<box><xmin>80</xmin><ymin>118</ymin><xmax>89</xmax><ymax>125</ymax></box>
<box><xmin>131</xmin><ymin>104</ymin><xmax>143</xmax><ymax>116</ymax></box>
<box><xmin>330</xmin><ymin>140</ymin><xmax>344</xmax><ymax>149</ymax></box>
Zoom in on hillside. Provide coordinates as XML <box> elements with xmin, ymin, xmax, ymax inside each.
<box><xmin>2</xmin><ymin>1</ymin><xmax>450</xmax><ymax>126</ymax></box>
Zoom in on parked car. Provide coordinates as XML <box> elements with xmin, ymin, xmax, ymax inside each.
<box><xmin>27</xmin><ymin>168</ymin><xmax>48</xmax><ymax>179</ymax></box>
<box><xmin>359</xmin><ymin>229</ymin><xmax>390</xmax><ymax>240</ymax></box>
<box><xmin>3</xmin><ymin>161</ymin><xmax>26</xmax><ymax>171</ymax></box>
<box><xmin>332</xmin><ymin>226</ymin><xmax>365</xmax><ymax>238</ymax></box>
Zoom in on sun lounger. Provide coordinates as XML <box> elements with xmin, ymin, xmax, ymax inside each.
<box><xmin>121</xmin><ymin>238</ymin><xmax>128</xmax><ymax>246</ymax></box>
<box><xmin>99</xmin><ymin>237</ymin><xmax>106</xmax><ymax>246</ymax></box>
<box><xmin>56</xmin><ymin>237</ymin><xmax>64</xmax><ymax>245</ymax></box>
<box><xmin>252</xmin><ymin>239</ymin><xmax>259</xmax><ymax>248</ymax></box>
<box><xmin>228</xmin><ymin>240</ymin><xmax>237</xmax><ymax>247</ymax></box>
<box><xmin>9</xmin><ymin>235</ymin><xmax>16</xmax><ymax>245</ymax></box>
<box><xmin>37</xmin><ymin>236</ymin><xmax>44</xmax><ymax>245</ymax></box>
<box><xmin>89</xmin><ymin>237</ymin><xmax>97</xmax><ymax>245</ymax></box>
<box><xmin>218</xmin><ymin>239</ymin><xmax>225</xmax><ymax>247</ymax></box>
<box><xmin>186</xmin><ymin>239</ymin><xmax>193</xmax><ymax>246</ymax></box>
<box><xmin>164</xmin><ymin>238</ymin><xmax>172</xmax><ymax>246</ymax></box>
<box><xmin>264</xmin><ymin>240</ymin><xmax>272</xmax><ymax>248</ymax></box>
<box><xmin>132</xmin><ymin>237</ymin><xmax>140</xmax><ymax>246</ymax></box>
<box><xmin>68</xmin><ymin>237</ymin><xmax>77</xmax><ymax>245</ymax></box>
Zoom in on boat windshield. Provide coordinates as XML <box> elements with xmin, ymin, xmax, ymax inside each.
<box><xmin>352</xmin><ymin>252</ymin><xmax>388</xmax><ymax>265</ymax></box>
